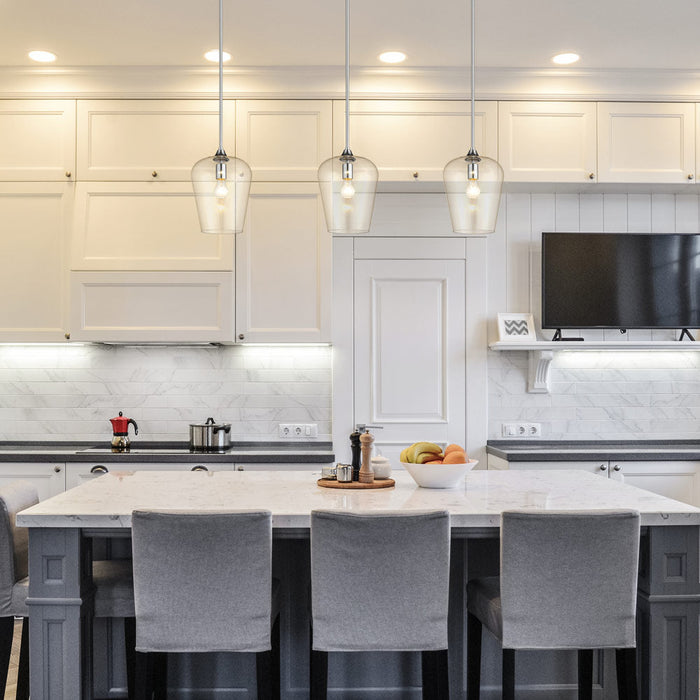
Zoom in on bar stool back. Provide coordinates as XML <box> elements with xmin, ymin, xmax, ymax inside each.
<box><xmin>131</xmin><ymin>509</ymin><xmax>280</xmax><ymax>700</ymax></box>
<box><xmin>310</xmin><ymin>509</ymin><xmax>450</xmax><ymax>699</ymax></box>
<box><xmin>467</xmin><ymin>509</ymin><xmax>640</xmax><ymax>700</ymax></box>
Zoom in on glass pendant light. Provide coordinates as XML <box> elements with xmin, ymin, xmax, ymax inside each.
<box><xmin>443</xmin><ymin>0</ymin><xmax>503</xmax><ymax>234</ymax></box>
<box><xmin>318</xmin><ymin>0</ymin><xmax>378</xmax><ymax>234</ymax></box>
<box><xmin>191</xmin><ymin>0</ymin><xmax>251</xmax><ymax>234</ymax></box>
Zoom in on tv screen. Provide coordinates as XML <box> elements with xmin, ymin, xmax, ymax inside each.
<box><xmin>542</xmin><ymin>232</ymin><xmax>700</xmax><ymax>329</ymax></box>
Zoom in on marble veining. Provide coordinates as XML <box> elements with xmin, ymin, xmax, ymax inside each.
<box><xmin>17</xmin><ymin>470</ymin><xmax>700</xmax><ymax>529</ymax></box>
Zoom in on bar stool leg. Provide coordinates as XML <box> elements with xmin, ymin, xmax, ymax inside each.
<box><xmin>0</xmin><ymin>616</ymin><xmax>14</xmax><ymax>696</ymax></box>
<box><xmin>466</xmin><ymin>612</ymin><xmax>482</xmax><ymax>700</ymax></box>
<box><xmin>421</xmin><ymin>649</ymin><xmax>449</xmax><ymax>699</ymax></box>
<box><xmin>310</xmin><ymin>649</ymin><xmax>328</xmax><ymax>700</ymax></box>
<box><xmin>502</xmin><ymin>648</ymin><xmax>515</xmax><ymax>700</ymax></box>
<box><xmin>124</xmin><ymin>617</ymin><xmax>136</xmax><ymax>700</ymax></box>
<box><xmin>616</xmin><ymin>647</ymin><xmax>638</xmax><ymax>700</ymax></box>
<box><xmin>272</xmin><ymin>614</ymin><xmax>281</xmax><ymax>698</ymax></box>
<box><xmin>16</xmin><ymin>619</ymin><xmax>29</xmax><ymax>700</ymax></box>
<box><xmin>578</xmin><ymin>649</ymin><xmax>593</xmax><ymax>700</ymax></box>
<box><xmin>153</xmin><ymin>652</ymin><xmax>167</xmax><ymax>699</ymax></box>
<box><xmin>135</xmin><ymin>651</ymin><xmax>154</xmax><ymax>700</ymax></box>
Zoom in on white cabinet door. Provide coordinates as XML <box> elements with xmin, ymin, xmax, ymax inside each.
<box><xmin>354</xmin><ymin>257</ymin><xmax>466</xmax><ymax>465</ymax></box>
<box><xmin>598</xmin><ymin>103</ymin><xmax>695</xmax><ymax>183</ymax></box>
<box><xmin>0</xmin><ymin>183</ymin><xmax>69</xmax><ymax>341</ymax></box>
<box><xmin>76</xmin><ymin>100</ymin><xmax>235</xmax><ymax>181</ymax></box>
<box><xmin>0</xmin><ymin>463</ymin><xmax>65</xmax><ymax>500</ymax></box>
<box><xmin>609</xmin><ymin>460</ymin><xmax>700</xmax><ymax>507</ymax></box>
<box><xmin>70</xmin><ymin>271</ymin><xmax>234</xmax><ymax>343</ymax></box>
<box><xmin>498</xmin><ymin>102</ymin><xmax>597</xmax><ymax>182</ymax></box>
<box><xmin>235</xmin><ymin>100</ymin><xmax>332</xmax><ymax>181</ymax></box>
<box><xmin>332</xmin><ymin>100</ymin><xmax>497</xmax><ymax>184</ymax></box>
<box><xmin>235</xmin><ymin>183</ymin><xmax>331</xmax><ymax>343</ymax></box>
<box><xmin>0</xmin><ymin>100</ymin><xmax>75</xmax><ymax>181</ymax></box>
<box><xmin>71</xmin><ymin>182</ymin><xmax>233</xmax><ymax>271</ymax></box>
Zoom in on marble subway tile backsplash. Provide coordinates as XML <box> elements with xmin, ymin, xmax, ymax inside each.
<box><xmin>489</xmin><ymin>349</ymin><xmax>700</xmax><ymax>440</ymax></box>
<box><xmin>0</xmin><ymin>344</ymin><xmax>332</xmax><ymax>442</ymax></box>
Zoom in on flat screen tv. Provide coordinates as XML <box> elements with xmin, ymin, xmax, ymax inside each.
<box><xmin>542</xmin><ymin>232</ymin><xmax>700</xmax><ymax>330</ymax></box>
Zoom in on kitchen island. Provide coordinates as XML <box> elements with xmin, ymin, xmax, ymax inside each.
<box><xmin>17</xmin><ymin>470</ymin><xmax>700</xmax><ymax>699</ymax></box>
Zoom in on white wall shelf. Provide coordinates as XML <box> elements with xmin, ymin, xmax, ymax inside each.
<box><xmin>489</xmin><ymin>340</ymin><xmax>700</xmax><ymax>394</ymax></box>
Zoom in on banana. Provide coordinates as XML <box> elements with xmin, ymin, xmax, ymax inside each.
<box><xmin>415</xmin><ymin>450</ymin><xmax>445</xmax><ymax>464</ymax></box>
<box><xmin>408</xmin><ymin>441</ymin><xmax>442</xmax><ymax>463</ymax></box>
<box><xmin>400</xmin><ymin>447</ymin><xmax>410</xmax><ymax>463</ymax></box>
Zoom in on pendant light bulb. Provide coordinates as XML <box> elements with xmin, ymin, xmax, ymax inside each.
<box><xmin>191</xmin><ymin>0</ymin><xmax>251</xmax><ymax>235</ymax></box>
<box><xmin>317</xmin><ymin>0</ymin><xmax>378</xmax><ymax>234</ymax></box>
<box><xmin>443</xmin><ymin>0</ymin><xmax>503</xmax><ymax>234</ymax></box>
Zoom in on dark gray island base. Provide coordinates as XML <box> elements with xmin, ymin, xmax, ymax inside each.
<box><xmin>18</xmin><ymin>471</ymin><xmax>700</xmax><ymax>700</ymax></box>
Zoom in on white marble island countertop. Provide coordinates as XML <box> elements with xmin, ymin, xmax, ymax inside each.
<box><xmin>16</xmin><ymin>469</ymin><xmax>700</xmax><ymax>529</ymax></box>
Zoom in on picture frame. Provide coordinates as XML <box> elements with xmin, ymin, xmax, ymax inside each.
<box><xmin>497</xmin><ymin>313</ymin><xmax>537</xmax><ymax>342</ymax></box>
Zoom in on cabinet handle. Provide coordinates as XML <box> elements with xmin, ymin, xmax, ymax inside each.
<box><xmin>64</xmin><ymin>332</ymin><xmax>71</xmax><ymax>340</ymax></box>
<box><xmin>412</xmin><ymin>172</ymin><xmax>419</xmax><ymax>179</ymax></box>
<box><xmin>588</xmin><ymin>173</ymin><xmax>595</xmax><ymax>180</ymax></box>
<box><xmin>237</xmin><ymin>466</ymin><xmax>245</xmax><ymax>471</ymax></box>
<box><xmin>688</xmin><ymin>174</ymin><xmax>695</xmax><ymax>180</ymax></box>
<box><xmin>238</xmin><ymin>333</ymin><xmax>245</xmax><ymax>340</ymax></box>
<box><xmin>152</xmin><ymin>171</ymin><xmax>158</xmax><ymax>178</ymax></box>
<box><xmin>191</xmin><ymin>465</ymin><xmax>208</xmax><ymax>472</ymax></box>
<box><xmin>65</xmin><ymin>171</ymin><xmax>72</xmax><ymax>178</ymax></box>
<box><xmin>613</xmin><ymin>464</ymin><xmax>622</xmax><ymax>472</ymax></box>
<box><xmin>90</xmin><ymin>465</ymin><xmax>109</xmax><ymax>474</ymax></box>
<box><xmin>53</xmin><ymin>465</ymin><xmax>62</xmax><ymax>473</ymax></box>
<box><xmin>599</xmin><ymin>464</ymin><xmax>608</xmax><ymax>472</ymax></box>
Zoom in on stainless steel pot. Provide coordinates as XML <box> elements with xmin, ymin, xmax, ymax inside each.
<box><xmin>189</xmin><ymin>417</ymin><xmax>231</xmax><ymax>451</ymax></box>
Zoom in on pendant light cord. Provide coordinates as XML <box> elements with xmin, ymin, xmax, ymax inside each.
<box><xmin>345</xmin><ymin>0</ymin><xmax>350</xmax><ymax>153</ymax></box>
<box><xmin>469</xmin><ymin>0</ymin><xmax>476</xmax><ymax>152</ymax></box>
<box><xmin>218</xmin><ymin>0</ymin><xmax>224</xmax><ymax>154</ymax></box>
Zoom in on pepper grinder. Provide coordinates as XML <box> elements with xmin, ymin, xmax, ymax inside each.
<box><xmin>350</xmin><ymin>428</ymin><xmax>362</xmax><ymax>481</ymax></box>
<box><xmin>358</xmin><ymin>430</ymin><xmax>375</xmax><ymax>484</ymax></box>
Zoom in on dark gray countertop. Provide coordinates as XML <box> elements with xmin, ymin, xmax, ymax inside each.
<box><xmin>487</xmin><ymin>440</ymin><xmax>700</xmax><ymax>462</ymax></box>
<box><xmin>0</xmin><ymin>441</ymin><xmax>334</xmax><ymax>464</ymax></box>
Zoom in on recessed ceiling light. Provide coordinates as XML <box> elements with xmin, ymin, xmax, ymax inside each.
<box><xmin>204</xmin><ymin>49</ymin><xmax>231</xmax><ymax>63</ymax></box>
<box><xmin>552</xmin><ymin>52</ymin><xmax>580</xmax><ymax>65</ymax></box>
<box><xmin>378</xmin><ymin>51</ymin><xmax>407</xmax><ymax>64</ymax></box>
<box><xmin>28</xmin><ymin>50</ymin><xmax>56</xmax><ymax>63</ymax></box>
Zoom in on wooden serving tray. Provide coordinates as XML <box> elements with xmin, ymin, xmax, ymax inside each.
<box><xmin>317</xmin><ymin>478</ymin><xmax>395</xmax><ymax>490</ymax></box>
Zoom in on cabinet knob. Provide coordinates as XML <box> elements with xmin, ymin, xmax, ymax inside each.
<box><xmin>90</xmin><ymin>465</ymin><xmax>109</xmax><ymax>474</ymax></box>
<box><xmin>588</xmin><ymin>172</ymin><xmax>595</xmax><ymax>180</ymax></box>
<box><xmin>191</xmin><ymin>465</ymin><xmax>208</xmax><ymax>472</ymax></box>
<box><xmin>412</xmin><ymin>172</ymin><xmax>419</xmax><ymax>179</ymax></box>
<box><xmin>152</xmin><ymin>170</ymin><xmax>158</xmax><ymax>178</ymax></box>
<box><xmin>613</xmin><ymin>464</ymin><xmax>622</xmax><ymax>472</ymax></box>
<box><xmin>688</xmin><ymin>174</ymin><xmax>695</xmax><ymax>180</ymax></box>
<box><xmin>53</xmin><ymin>465</ymin><xmax>62</xmax><ymax>473</ymax></box>
<box><xmin>237</xmin><ymin>466</ymin><xmax>245</xmax><ymax>471</ymax></box>
<box><xmin>64</xmin><ymin>332</ymin><xmax>71</xmax><ymax>340</ymax></box>
<box><xmin>238</xmin><ymin>333</ymin><xmax>245</xmax><ymax>340</ymax></box>
<box><xmin>599</xmin><ymin>464</ymin><xmax>608</xmax><ymax>471</ymax></box>
<box><xmin>65</xmin><ymin>171</ymin><xmax>72</xmax><ymax>178</ymax></box>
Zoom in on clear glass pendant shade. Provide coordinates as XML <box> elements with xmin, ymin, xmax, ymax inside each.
<box><xmin>318</xmin><ymin>153</ymin><xmax>378</xmax><ymax>234</ymax></box>
<box><xmin>443</xmin><ymin>153</ymin><xmax>503</xmax><ymax>234</ymax></box>
<box><xmin>191</xmin><ymin>153</ymin><xmax>251</xmax><ymax>234</ymax></box>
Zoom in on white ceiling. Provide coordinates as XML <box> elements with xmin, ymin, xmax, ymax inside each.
<box><xmin>1</xmin><ymin>0</ymin><xmax>699</xmax><ymax>71</ymax></box>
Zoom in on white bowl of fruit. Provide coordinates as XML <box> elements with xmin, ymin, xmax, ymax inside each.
<box><xmin>400</xmin><ymin>442</ymin><xmax>478</xmax><ymax>489</ymax></box>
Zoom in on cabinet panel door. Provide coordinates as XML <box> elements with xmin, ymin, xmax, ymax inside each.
<box><xmin>71</xmin><ymin>182</ymin><xmax>233</xmax><ymax>271</ymax></box>
<box><xmin>0</xmin><ymin>463</ymin><xmax>65</xmax><ymax>499</ymax></box>
<box><xmin>354</xmin><ymin>259</ymin><xmax>465</xmax><ymax>464</ymax></box>
<box><xmin>499</xmin><ymin>102</ymin><xmax>597</xmax><ymax>182</ymax></box>
<box><xmin>333</xmin><ymin>100</ymin><xmax>497</xmax><ymax>183</ymax></box>
<box><xmin>70</xmin><ymin>271</ymin><xmax>233</xmax><ymax>342</ymax></box>
<box><xmin>235</xmin><ymin>183</ymin><xmax>331</xmax><ymax>343</ymax></box>
<box><xmin>76</xmin><ymin>100</ymin><xmax>235</xmax><ymax>181</ymax></box>
<box><xmin>0</xmin><ymin>100</ymin><xmax>75</xmax><ymax>181</ymax></box>
<box><xmin>235</xmin><ymin>100</ymin><xmax>332</xmax><ymax>181</ymax></box>
<box><xmin>0</xmin><ymin>183</ymin><xmax>68</xmax><ymax>341</ymax></box>
<box><xmin>598</xmin><ymin>103</ymin><xmax>695</xmax><ymax>183</ymax></box>
<box><xmin>609</xmin><ymin>460</ymin><xmax>700</xmax><ymax>507</ymax></box>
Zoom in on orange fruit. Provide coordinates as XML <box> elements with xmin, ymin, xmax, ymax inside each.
<box><xmin>443</xmin><ymin>450</ymin><xmax>467</xmax><ymax>464</ymax></box>
<box><xmin>424</xmin><ymin>457</ymin><xmax>444</xmax><ymax>464</ymax></box>
<box><xmin>444</xmin><ymin>444</ymin><xmax>464</xmax><ymax>456</ymax></box>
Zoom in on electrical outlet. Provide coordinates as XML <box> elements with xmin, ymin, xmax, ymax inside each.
<box><xmin>278</xmin><ymin>423</ymin><xmax>318</xmax><ymax>439</ymax></box>
<box><xmin>502</xmin><ymin>422</ymin><xmax>542</xmax><ymax>438</ymax></box>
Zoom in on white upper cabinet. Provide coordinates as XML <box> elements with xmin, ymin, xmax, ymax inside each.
<box><xmin>235</xmin><ymin>100</ymin><xmax>332</xmax><ymax>181</ymax></box>
<box><xmin>332</xmin><ymin>100</ymin><xmax>497</xmax><ymax>184</ymax></box>
<box><xmin>71</xmin><ymin>182</ymin><xmax>233</xmax><ymax>271</ymax></box>
<box><xmin>0</xmin><ymin>183</ymin><xmax>69</xmax><ymax>341</ymax></box>
<box><xmin>0</xmin><ymin>100</ymin><xmax>75</xmax><ymax>181</ymax></box>
<box><xmin>498</xmin><ymin>102</ymin><xmax>597</xmax><ymax>182</ymax></box>
<box><xmin>76</xmin><ymin>100</ymin><xmax>235</xmax><ymax>181</ymax></box>
<box><xmin>597</xmin><ymin>102</ymin><xmax>696</xmax><ymax>183</ymax></box>
<box><xmin>235</xmin><ymin>183</ymin><xmax>331</xmax><ymax>343</ymax></box>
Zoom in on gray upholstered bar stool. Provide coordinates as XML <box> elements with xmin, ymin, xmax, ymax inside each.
<box><xmin>466</xmin><ymin>510</ymin><xmax>640</xmax><ymax>700</ymax></box>
<box><xmin>131</xmin><ymin>509</ymin><xmax>280</xmax><ymax>700</ymax></box>
<box><xmin>0</xmin><ymin>480</ymin><xmax>136</xmax><ymax>700</ymax></box>
<box><xmin>310</xmin><ymin>510</ymin><xmax>451</xmax><ymax>699</ymax></box>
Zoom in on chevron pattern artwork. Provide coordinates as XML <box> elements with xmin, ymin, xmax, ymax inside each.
<box><xmin>503</xmin><ymin>319</ymin><xmax>530</xmax><ymax>336</ymax></box>
<box><xmin>497</xmin><ymin>313</ymin><xmax>535</xmax><ymax>342</ymax></box>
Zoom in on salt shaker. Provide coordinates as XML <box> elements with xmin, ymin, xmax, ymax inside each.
<box><xmin>358</xmin><ymin>430</ymin><xmax>375</xmax><ymax>484</ymax></box>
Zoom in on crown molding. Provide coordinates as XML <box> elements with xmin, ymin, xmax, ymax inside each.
<box><xmin>1</xmin><ymin>65</ymin><xmax>700</xmax><ymax>101</ymax></box>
